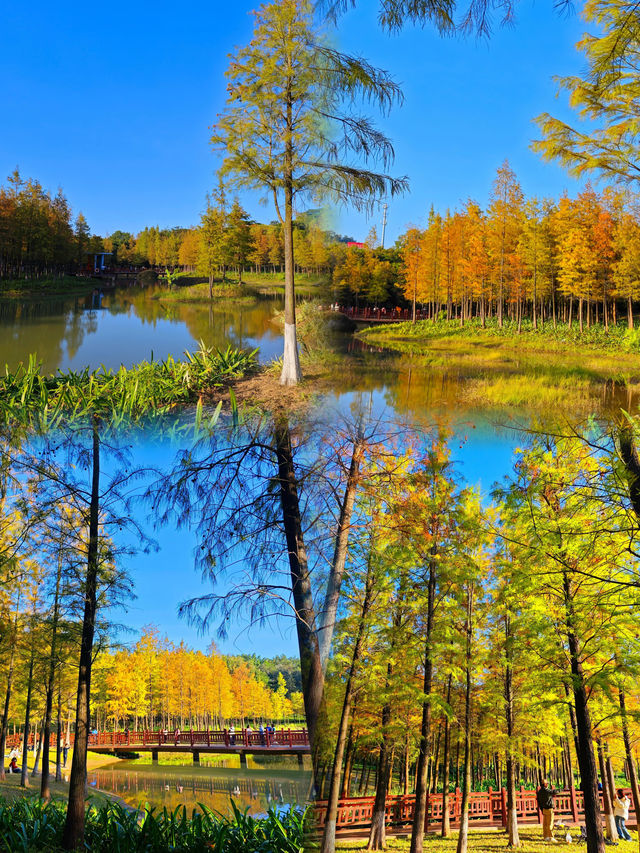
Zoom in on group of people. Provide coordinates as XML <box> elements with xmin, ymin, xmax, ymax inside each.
<box><xmin>536</xmin><ymin>779</ymin><xmax>633</xmax><ymax>843</ymax></box>
<box><xmin>5</xmin><ymin>738</ymin><xmax>70</xmax><ymax>775</ymax></box>
<box><xmin>228</xmin><ymin>724</ymin><xmax>278</xmax><ymax>746</ymax></box>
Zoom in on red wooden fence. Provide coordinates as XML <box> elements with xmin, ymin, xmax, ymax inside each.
<box><xmin>314</xmin><ymin>786</ymin><xmax>637</xmax><ymax>834</ymax></box>
<box><xmin>342</xmin><ymin>307</ymin><xmax>423</xmax><ymax>323</ymax></box>
<box><xmin>5</xmin><ymin>727</ymin><xmax>309</xmax><ymax>751</ymax></box>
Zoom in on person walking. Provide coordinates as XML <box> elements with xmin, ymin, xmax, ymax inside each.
<box><xmin>537</xmin><ymin>778</ymin><xmax>559</xmax><ymax>842</ymax></box>
<box><xmin>614</xmin><ymin>789</ymin><xmax>632</xmax><ymax>841</ymax></box>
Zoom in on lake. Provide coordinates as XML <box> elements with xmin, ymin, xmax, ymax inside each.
<box><xmin>84</xmin><ymin>756</ymin><xmax>311</xmax><ymax>816</ymax></box>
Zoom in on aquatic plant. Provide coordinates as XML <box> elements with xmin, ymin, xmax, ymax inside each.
<box><xmin>0</xmin><ymin>342</ymin><xmax>258</xmax><ymax>431</ymax></box>
<box><xmin>0</xmin><ymin>796</ymin><xmax>308</xmax><ymax>852</ymax></box>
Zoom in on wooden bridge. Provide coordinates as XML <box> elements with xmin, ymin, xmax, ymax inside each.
<box><xmin>314</xmin><ymin>786</ymin><xmax>638</xmax><ymax>837</ymax></box>
<box><xmin>340</xmin><ymin>307</ymin><xmax>428</xmax><ymax>323</ymax></box>
<box><xmin>7</xmin><ymin>728</ymin><xmax>310</xmax><ymax>767</ymax></box>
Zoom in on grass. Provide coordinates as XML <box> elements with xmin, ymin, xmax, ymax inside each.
<box><xmin>153</xmin><ymin>278</ymin><xmax>257</xmax><ymax>304</ymax></box>
<box><xmin>0</xmin><ymin>275</ymin><xmax>101</xmax><ymax>296</ymax></box>
<box><xmin>153</xmin><ymin>271</ymin><xmax>328</xmax><ymax>301</ymax></box>
<box><xmin>358</xmin><ymin>317</ymin><xmax>640</xmax><ymax>358</ymax></box>
<box><xmin>355</xmin><ymin>317</ymin><xmax>640</xmax><ymax>415</ymax></box>
<box><xmin>0</xmin><ymin>751</ymin><xmax>117</xmax><ymax>805</ymax></box>
<box><xmin>335</xmin><ymin>824</ymin><xmax>637</xmax><ymax>851</ymax></box>
<box><xmin>0</xmin><ymin>796</ymin><xmax>308</xmax><ymax>852</ymax></box>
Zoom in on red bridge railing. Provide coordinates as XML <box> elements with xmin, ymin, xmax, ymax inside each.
<box><xmin>88</xmin><ymin>728</ymin><xmax>309</xmax><ymax>749</ymax></box>
<box><xmin>5</xmin><ymin>728</ymin><xmax>309</xmax><ymax>752</ymax></box>
<box><xmin>314</xmin><ymin>786</ymin><xmax>637</xmax><ymax>833</ymax></box>
<box><xmin>341</xmin><ymin>307</ymin><xmax>429</xmax><ymax>323</ymax></box>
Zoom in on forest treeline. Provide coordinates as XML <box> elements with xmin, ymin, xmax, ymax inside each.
<box><xmin>318</xmin><ymin>424</ymin><xmax>640</xmax><ymax>852</ymax></box>
<box><xmin>0</xmin><ymin>171</ymin><xmax>99</xmax><ymax>279</ymax></box>
<box><xmin>400</xmin><ymin>161</ymin><xmax>640</xmax><ymax>331</ymax></box>
<box><xmin>10</xmin><ymin>162</ymin><xmax>640</xmax><ymax>336</ymax></box>
<box><xmin>93</xmin><ymin>631</ymin><xmax>304</xmax><ymax>732</ymax></box>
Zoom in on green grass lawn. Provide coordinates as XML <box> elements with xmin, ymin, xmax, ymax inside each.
<box><xmin>0</xmin><ymin>275</ymin><xmax>100</xmax><ymax>296</ymax></box>
<box><xmin>358</xmin><ymin>317</ymin><xmax>640</xmax><ymax>359</ymax></box>
<box><xmin>336</xmin><ymin>824</ymin><xmax>637</xmax><ymax>850</ymax></box>
<box><xmin>0</xmin><ymin>750</ymin><xmax>117</xmax><ymax>805</ymax></box>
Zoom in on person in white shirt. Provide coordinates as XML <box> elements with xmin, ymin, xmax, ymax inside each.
<box><xmin>613</xmin><ymin>789</ymin><xmax>632</xmax><ymax>841</ymax></box>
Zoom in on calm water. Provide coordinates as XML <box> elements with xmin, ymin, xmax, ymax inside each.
<box><xmin>1</xmin><ymin>285</ymin><xmax>285</xmax><ymax>374</ymax></box>
<box><xmin>3</xmin><ymin>283</ymin><xmax>634</xmax><ymax>421</ymax></box>
<box><xmin>84</xmin><ymin>758</ymin><xmax>310</xmax><ymax>816</ymax></box>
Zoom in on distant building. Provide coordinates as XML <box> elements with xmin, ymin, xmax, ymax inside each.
<box><xmin>347</xmin><ymin>241</ymin><xmax>365</xmax><ymax>248</ymax></box>
<box><xmin>86</xmin><ymin>252</ymin><xmax>113</xmax><ymax>273</ymax></box>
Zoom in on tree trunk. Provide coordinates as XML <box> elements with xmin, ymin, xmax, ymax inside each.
<box><xmin>563</xmin><ymin>570</ymin><xmax>604</xmax><ymax>853</ymax></box>
<box><xmin>274</xmin><ymin>420</ymin><xmax>323</xmax><ymax>759</ymax></box>
<box><xmin>441</xmin><ymin>674</ymin><xmax>453</xmax><ymax>837</ymax></box>
<box><xmin>55</xmin><ymin>683</ymin><xmax>62</xmax><ymax>782</ymax></box>
<box><xmin>41</xmin><ymin>547</ymin><xmax>64</xmax><ymax>800</ymax></box>
<box><xmin>321</xmin><ymin>557</ymin><xmax>374</xmax><ymax>853</ymax></box>
<box><xmin>456</xmin><ymin>585</ymin><xmax>474</xmax><ymax>853</ymax></box>
<box><xmin>280</xmin><ymin>84</ymin><xmax>302</xmax><ymax>386</ymax></box>
<box><xmin>317</xmin><ymin>436</ymin><xmax>366</xmax><ymax>667</ymax></box>
<box><xmin>597</xmin><ymin>741</ymin><xmax>616</xmax><ymax>841</ymax></box>
<box><xmin>409</xmin><ymin>558</ymin><xmax>437</xmax><ymax>853</ymax></box>
<box><xmin>504</xmin><ymin>613</ymin><xmax>520</xmax><ymax>846</ymax></box>
<box><xmin>0</xmin><ymin>595</ymin><xmax>20</xmax><ymax>780</ymax></box>
<box><xmin>368</xmin><ymin>677</ymin><xmax>393</xmax><ymax>849</ymax></box>
<box><xmin>62</xmin><ymin>419</ymin><xmax>101</xmax><ymax>851</ymax></box>
<box><xmin>31</xmin><ymin>722</ymin><xmax>44</xmax><ymax>776</ymax></box>
<box><xmin>619</xmin><ymin>686</ymin><xmax>640</xmax><ymax>819</ymax></box>
<box><xmin>20</xmin><ymin>644</ymin><xmax>35</xmax><ymax>788</ymax></box>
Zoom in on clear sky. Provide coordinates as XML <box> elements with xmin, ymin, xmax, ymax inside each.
<box><xmin>1</xmin><ymin>0</ymin><xmax>588</xmax><ymax>244</ymax></box>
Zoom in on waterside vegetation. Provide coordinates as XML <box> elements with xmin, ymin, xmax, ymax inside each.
<box><xmin>0</xmin><ymin>344</ymin><xmax>258</xmax><ymax>430</ymax></box>
<box><xmin>0</xmin><ymin>797</ymin><xmax>308</xmax><ymax>853</ymax></box>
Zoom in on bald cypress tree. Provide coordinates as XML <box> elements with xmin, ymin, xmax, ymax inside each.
<box><xmin>211</xmin><ymin>0</ymin><xmax>406</xmax><ymax>385</ymax></box>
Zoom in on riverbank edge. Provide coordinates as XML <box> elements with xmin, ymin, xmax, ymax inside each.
<box><xmin>0</xmin><ymin>751</ymin><xmax>129</xmax><ymax>809</ymax></box>
<box><xmin>357</xmin><ymin>319</ymin><xmax>640</xmax><ymax>363</ymax></box>
<box><xmin>0</xmin><ymin>276</ymin><xmax>111</xmax><ymax>297</ymax></box>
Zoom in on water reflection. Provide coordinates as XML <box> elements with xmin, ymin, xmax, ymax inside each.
<box><xmin>0</xmin><ymin>285</ymin><xmax>284</xmax><ymax>373</ymax></box>
<box><xmin>2</xmin><ymin>283</ymin><xmax>638</xmax><ymax>420</ymax></box>
<box><xmin>85</xmin><ymin>760</ymin><xmax>311</xmax><ymax>816</ymax></box>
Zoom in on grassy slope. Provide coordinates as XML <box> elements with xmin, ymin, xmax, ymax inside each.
<box><xmin>0</xmin><ymin>751</ymin><xmax>119</xmax><ymax>805</ymax></box>
<box><xmin>358</xmin><ymin>318</ymin><xmax>640</xmax><ymax>359</ymax></box>
<box><xmin>137</xmin><ymin>271</ymin><xmax>329</xmax><ymax>304</ymax></box>
<box><xmin>336</xmin><ymin>825</ymin><xmax>637</xmax><ymax>851</ymax></box>
<box><xmin>0</xmin><ymin>276</ymin><xmax>101</xmax><ymax>296</ymax></box>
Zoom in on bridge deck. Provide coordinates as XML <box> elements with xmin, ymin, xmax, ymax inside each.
<box><xmin>6</xmin><ymin>727</ymin><xmax>310</xmax><ymax>757</ymax></box>
<box><xmin>90</xmin><ymin>743</ymin><xmax>309</xmax><ymax>756</ymax></box>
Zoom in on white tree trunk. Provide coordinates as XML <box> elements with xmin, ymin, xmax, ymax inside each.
<box><xmin>280</xmin><ymin>322</ymin><xmax>302</xmax><ymax>386</ymax></box>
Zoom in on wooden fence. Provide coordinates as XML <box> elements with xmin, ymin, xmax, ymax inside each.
<box><xmin>314</xmin><ymin>786</ymin><xmax>637</xmax><ymax>834</ymax></box>
<box><xmin>5</xmin><ymin>728</ymin><xmax>309</xmax><ymax>751</ymax></box>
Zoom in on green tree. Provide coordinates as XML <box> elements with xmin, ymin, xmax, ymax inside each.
<box><xmin>225</xmin><ymin>200</ymin><xmax>254</xmax><ymax>285</ymax></box>
<box><xmin>534</xmin><ymin>1</ymin><xmax>640</xmax><ymax>186</ymax></box>
<box><xmin>211</xmin><ymin>0</ymin><xmax>406</xmax><ymax>385</ymax></box>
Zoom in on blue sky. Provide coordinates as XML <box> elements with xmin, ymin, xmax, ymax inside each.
<box><xmin>2</xmin><ymin>0</ymin><xmax>587</xmax><ymax>244</ymax></box>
